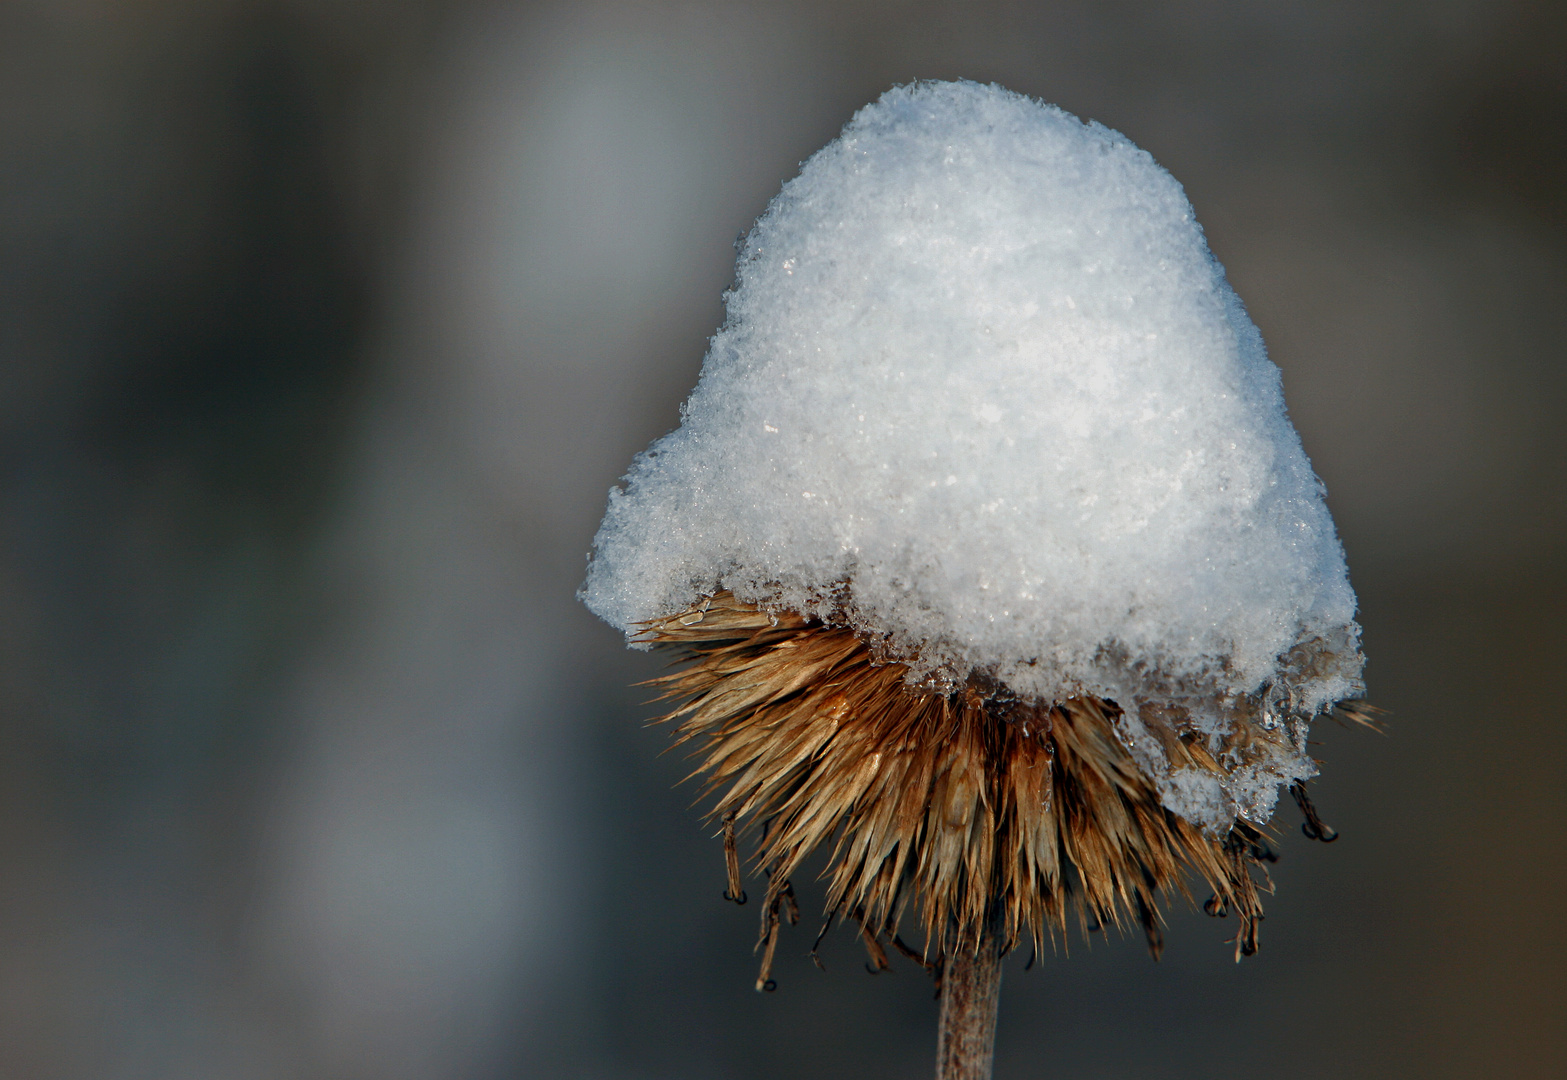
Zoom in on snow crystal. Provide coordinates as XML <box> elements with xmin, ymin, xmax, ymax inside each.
<box><xmin>581</xmin><ymin>80</ymin><xmax>1363</xmax><ymax>831</ymax></box>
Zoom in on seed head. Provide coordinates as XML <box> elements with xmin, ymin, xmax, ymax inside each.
<box><xmin>582</xmin><ymin>81</ymin><xmax>1367</xmax><ymax>986</ymax></box>
<box><xmin>643</xmin><ymin>591</ymin><xmax>1329</xmax><ymax>982</ymax></box>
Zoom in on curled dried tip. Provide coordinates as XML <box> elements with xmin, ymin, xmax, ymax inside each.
<box><xmin>753</xmin><ymin>876</ymin><xmax>798</xmax><ymax>991</ymax></box>
<box><xmin>1231</xmin><ymin>820</ymin><xmax>1280</xmax><ymax>864</ymax></box>
<box><xmin>722</xmin><ymin>811</ymin><xmax>747</xmax><ymax>904</ymax></box>
<box><xmin>1234</xmin><ymin>915</ymin><xmax>1263</xmax><ymax>962</ymax></box>
<box><xmin>754</xmin><ymin>907</ymin><xmax>781</xmax><ymax>992</ymax></box>
<box><xmin>1291</xmin><ymin>782</ymin><xmax>1340</xmax><ymax>843</ymax></box>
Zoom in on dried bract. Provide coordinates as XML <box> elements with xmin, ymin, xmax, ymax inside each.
<box><xmin>646</xmin><ymin>592</ymin><xmax>1290</xmax><ymax>983</ymax></box>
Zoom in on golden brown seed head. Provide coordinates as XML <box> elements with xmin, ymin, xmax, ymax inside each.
<box><xmin>645</xmin><ymin>592</ymin><xmax>1306</xmax><ymax>982</ymax></box>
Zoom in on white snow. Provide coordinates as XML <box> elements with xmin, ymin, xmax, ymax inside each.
<box><xmin>581</xmin><ymin>80</ymin><xmax>1363</xmax><ymax>830</ymax></box>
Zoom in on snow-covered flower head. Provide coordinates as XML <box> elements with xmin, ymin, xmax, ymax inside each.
<box><xmin>583</xmin><ymin>81</ymin><xmax>1366</xmax><ymax>977</ymax></box>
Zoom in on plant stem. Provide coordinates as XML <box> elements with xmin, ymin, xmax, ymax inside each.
<box><xmin>935</xmin><ymin>929</ymin><xmax>1004</xmax><ymax>1080</ymax></box>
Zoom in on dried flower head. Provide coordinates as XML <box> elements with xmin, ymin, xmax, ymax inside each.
<box><xmin>642</xmin><ymin>591</ymin><xmax>1366</xmax><ymax>986</ymax></box>
<box><xmin>582</xmin><ymin>80</ymin><xmax>1367</xmax><ymax>1018</ymax></box>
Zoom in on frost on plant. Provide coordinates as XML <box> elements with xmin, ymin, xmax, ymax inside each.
<box><xmin>582</xmin><ymin>81</ymin><xmax>1365</xmax><ymax>972</ymax></box>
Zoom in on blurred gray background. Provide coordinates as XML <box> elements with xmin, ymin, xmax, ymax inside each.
<box><xmin>1</xmin><ymin>1</ymin><xmax>1562</xmax><ymax>1077</ymax></box>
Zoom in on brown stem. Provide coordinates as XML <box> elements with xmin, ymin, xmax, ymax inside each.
<box><xmin>935</xmin><ymin>929</ymin><xmax>1004</xmax><ymax>1080</ymax></box>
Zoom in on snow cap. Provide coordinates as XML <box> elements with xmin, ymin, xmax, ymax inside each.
<box><xmin>581</xmin><ymin>81</ymin><xmax>1363</xmax><ymax>829</ymax></box>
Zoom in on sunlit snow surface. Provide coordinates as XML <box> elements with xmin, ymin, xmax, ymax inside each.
<box><xmin>582</xmin><ymin>80</ymin><xmax>1363</xmax><ymax>831</ymax></box>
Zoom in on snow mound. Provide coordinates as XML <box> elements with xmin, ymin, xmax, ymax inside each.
<box><xmin>581</xmin><ymin>80</ymin><xmax>1363</xmax><ymax>830</ymax></box>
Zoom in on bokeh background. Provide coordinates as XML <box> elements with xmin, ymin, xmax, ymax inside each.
<box><xmin>2</xmin><ymin>1</ymin><xmax>1563</xmax><ymax>1077</ymax></box>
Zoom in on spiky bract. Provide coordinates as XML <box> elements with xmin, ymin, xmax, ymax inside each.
<box><xmin>645</xmin><ymin>592</ymin><xmax>1286</xmax><ymax>985</ymax></box>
